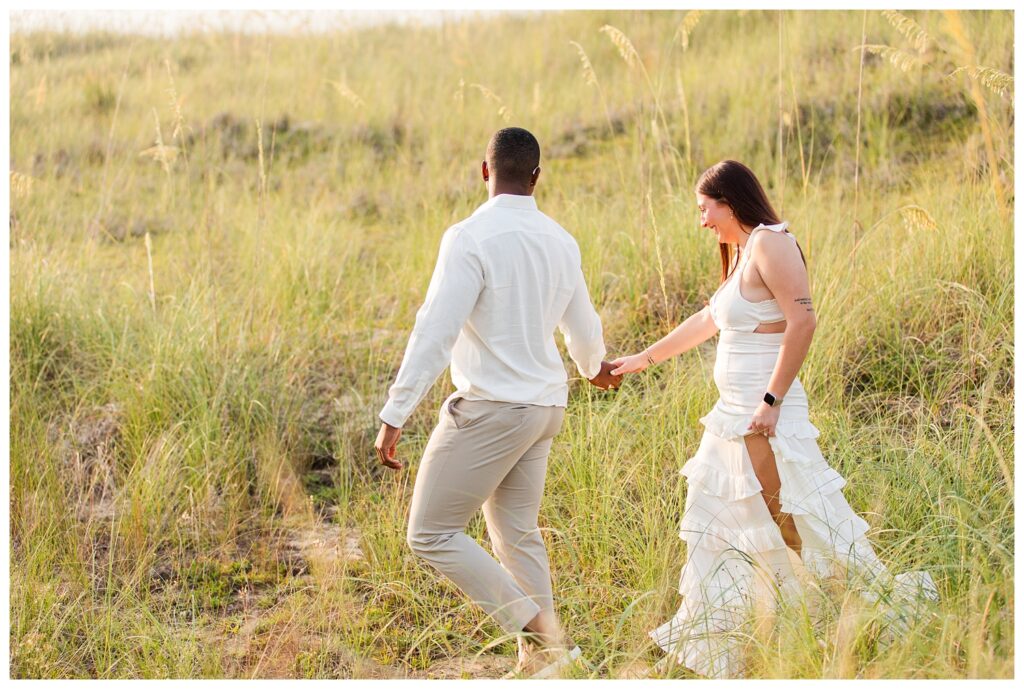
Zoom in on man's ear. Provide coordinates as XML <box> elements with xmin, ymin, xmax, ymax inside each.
<box><xmin>481</xmin><ymin>160</ymin><xmax>489</xmax><ymax>182</ymax></box>
<box><xmin>530</xmin><ymin>165</ymin><xmax>541</xmax><ymax>187</ymax></box>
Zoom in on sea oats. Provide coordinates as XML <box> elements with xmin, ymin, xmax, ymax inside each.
<box><xmin>138</xmin><ymin>144</ymin><xmax>180</xmax><ymax>167</ymax></box>
<box><xmin>899</xmin><ymin>205</ymin><xmax>939</xmax><ymax>234</ymax></box>
<box><xmin>140</xmin><ymin>108</ymin><xmax>177</xmax><ymax>172</ymax></box>
<box><xmin>881</xmin><ymin>10</ymin><xmax>933</xmax><ymax>54</ymax></box>
<box><xmin>164</xmin><ymin>58</ymin><xmax>188</xmax><ymax>143</ymax></box>
<box><xmin>599</xmin><ymin>25</ymin><xmax>639</xmax><ymax>69</ymax></box>
<box><xmin>857</xmin><ymin>44</ymin><xmax>923</xmax><ymax>73</ymax></box>
<box><xmin>10</xmin><ymin>171</ymin><xmax>34</xmax><ymax>200</ymax></box>
<box><xmin>470</xmin><ymin>83</ymin><xmax>514</xmax><ymax>123</ymax></box>
<box><xmin>949</xmin><ymin>65</ymin><xmax>1013</xmax><ymax>100</ymax></box>
<box><xmin>569</xmin><ymin>41</ymin><xmax>598</xmax><ymax>87</ymax></box>
<box><xmin>329</xmin><ymin>80</ymin><xmax>367</xmax><ymax>109</ymax></box>
<box><xmin>7</xmin><ymin>12</ymin><xmax>1011</xmax><ymax>680</ymax></box>
<box><xmin>676</xmin><ymin>10</ymin><xmax>703</xmax><ymax>51</ymax></box>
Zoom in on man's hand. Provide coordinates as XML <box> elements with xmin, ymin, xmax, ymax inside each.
<box><xmin>375</xmin><ymin>422</ymin><xmax>403</xmax><ymax>470</ymax></box>
<box><xmin>588</xmin><ymin>360</ymin><xmax>623</xmax><ymax>391</ymax></box>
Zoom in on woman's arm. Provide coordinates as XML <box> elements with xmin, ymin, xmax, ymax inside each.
<box><xmin>747</xmin><ymin>232</ymin><xmax>816</xmax><ymax>436</ymax></box>
<box><xmin>610</xmin><ymin>305</ymin><xmax>719</xmax><ymax>375</ymax></box>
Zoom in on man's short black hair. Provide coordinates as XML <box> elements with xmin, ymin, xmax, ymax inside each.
<box><xmin>486</xmin><ymin>127</ymin><xmax>541</xmax><ymax>185</ymax></box>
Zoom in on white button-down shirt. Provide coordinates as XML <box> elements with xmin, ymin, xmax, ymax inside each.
<box><xmin>379</xmin><ymin>193</ymin><xmax>606</xmax><ymax>428</ymax></box>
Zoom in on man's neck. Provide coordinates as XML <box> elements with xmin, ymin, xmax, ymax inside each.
<box><xmin>489</xmin><ymin>184</ymin><xmax>534</xmax><ymax>198</ymax></box>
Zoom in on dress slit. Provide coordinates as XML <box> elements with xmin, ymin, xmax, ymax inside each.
<box><xmin>743</xmin><ymin>433</ymin><xmax>802</xmax><ymax>554</ymax></box>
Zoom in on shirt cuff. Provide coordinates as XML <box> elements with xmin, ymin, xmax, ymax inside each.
<box><xmin>378</xmin><ymin>401</ymin><xmax>406</xmax><ymax>429</ymax></box>
<box><xmin>576</xmin><ymin>347</ymin><xmax>606</xmax><ymax>380</ymax></box>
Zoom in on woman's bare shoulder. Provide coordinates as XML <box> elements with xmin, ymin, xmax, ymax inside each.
<box><xmin>749</xmin><ymin>229</ymin><xmax>801</xmax><ymax>261</ymax></box>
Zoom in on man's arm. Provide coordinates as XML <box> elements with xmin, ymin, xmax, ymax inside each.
<box><xmin>558</xmin><ymin>261</ymin><xmax>618</xmax><ymax>388</ymax></box>
<box><xmin>375</xmin><ymin>227</ymin><xmax>484</xmax><ymax>467</ymax></box>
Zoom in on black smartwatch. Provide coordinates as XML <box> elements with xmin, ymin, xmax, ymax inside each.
<box><xmin>763</xmin><ymin>392</ymin><xmax>783</xmax><ymax>407</ymax></box>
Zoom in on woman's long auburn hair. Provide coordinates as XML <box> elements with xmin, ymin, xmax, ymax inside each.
<box><xmin>696</xmin><ymin>160</ymin><xmax>806</xmax><ymax>284</ymax></box>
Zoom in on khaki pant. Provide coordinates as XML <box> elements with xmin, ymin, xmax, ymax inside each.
<box><xmin>407</xmin><ymin>396</ymin><xmax>566</xmax><ymax>634</ymax></box>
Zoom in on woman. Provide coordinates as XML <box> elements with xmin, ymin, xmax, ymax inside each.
<box><xmin>610</xmin><ymin>161</ymin><xmax>935</xmax><ymax>678</ymax></box>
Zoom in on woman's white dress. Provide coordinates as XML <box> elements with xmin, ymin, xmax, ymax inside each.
<box><xmin>649</xmin><ymin>222</ymin><xmax>936</xmax><ymax>678</ymax></box>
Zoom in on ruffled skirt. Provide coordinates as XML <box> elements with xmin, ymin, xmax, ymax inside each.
<box><xmin>649</xmin><ymin>331</ymin><xmax>937</xmax><ymax>678</ymax></box>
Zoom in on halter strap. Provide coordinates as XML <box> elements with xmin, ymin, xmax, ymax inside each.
<box><xmin>737</xmin><ymin>221</ymin><xmax>793</xmax><ymax>269</ymax></box>
<box><xmin>748</xmin><ymin>221</ymin><xmax>794</xmax><ymax>241</ymax></box>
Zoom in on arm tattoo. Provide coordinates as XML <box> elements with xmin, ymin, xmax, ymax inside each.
<box><xmin>794</xmin><ymin>297</ymin><xmax>814</xmax><ymax>313</ymax></box>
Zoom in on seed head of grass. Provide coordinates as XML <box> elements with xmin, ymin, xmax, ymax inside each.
<box><xmin>328</xmin><ymin>80</ymin><xmax>367</xmax><ymax>110</ymax></box>
<box><xmin>11</xmin><ymin>171</ymin><xmax>35</xmax><ymax>199</ymax></box>
<box><xmin>675</xmin><ymin>10</ymin><xmax>703</xmax><ymax>51</ymax></box>
<box><xmin>569</xmin><ymin>41</ymin><xmax>598</xmax><ymax>87</ymax></box>
<box><xmin>599</xmin><ymin>25</ymin><xmax>640</xmax><ymax>69</ymax></box>
<box><xmin>470</xmin><ymin>83</ymin><xmax>514</xmax><ymax>123</ymax></box>
<box><xmin>948</xmin><ymin>65</ymin><xmax>1014</xmax><ymax>101</ymax></box>
<box><xmin>856</xmin><ymin>44</ymin><xmax>923</xmax><ymax>73</ymax></box>
<box><xmin>881</xmin><ymin>10</ymin><xmax>933</xmax><ymax>54</ymax></box>
<box><xmin>898</xmin><ymin>205</ymin><xmax>939</xmax><ymax>234</ymax></box>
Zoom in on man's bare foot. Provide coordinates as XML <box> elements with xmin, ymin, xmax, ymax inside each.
<box><xmin>501</xmin><ymin>636</ymin><xmax>535</xmax><ymax>678</ymax></box>
<box><xmin>522</xmin><ymin>609</ymin><xmax>573</xmax><ymax>648</ymax></box>
<box><xmin>510</xmin><ymin>609</ymin><xmax>584</xmax><ymax>676</ymax></box>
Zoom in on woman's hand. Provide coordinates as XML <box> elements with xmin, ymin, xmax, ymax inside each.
<box><xmin>609</xmin><ymin>353</ymin><xmax>650</xmax><ymax>376</ymax></box>
<box><xmin>747</xmin><ymin>402</ymin><xmax>781</xmax><ymax>437</ymax></box>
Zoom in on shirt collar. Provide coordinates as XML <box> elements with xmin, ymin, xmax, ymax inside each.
<box><xmin>472</xmin><ymin>193</ymin><xmax>538</xmax><ymax>215</ymax></box>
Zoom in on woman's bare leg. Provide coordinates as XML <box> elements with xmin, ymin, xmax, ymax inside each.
<box><xmin>744</xmin><ymin>434</ymin><xmax>802</xmax><ymax>555</ymax></box>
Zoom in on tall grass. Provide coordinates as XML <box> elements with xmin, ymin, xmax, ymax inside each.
<box><xmin>9</xmin><ymin>10</ymin><xmax>1013</xmax><ymax>678</ymax></box>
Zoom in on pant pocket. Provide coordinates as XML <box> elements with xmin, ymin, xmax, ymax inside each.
<box><xmin>446</xmin><ymin>397</ymin><xmax>465</xmax><ymax>429</ymax></box>
<box><xmin>448</xmin><ymin>397</ymin><xmax>490</xmax><ymax>430</ymax></box>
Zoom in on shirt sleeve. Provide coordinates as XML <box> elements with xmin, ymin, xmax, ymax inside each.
<box><xmin>557</xmin><ymin>259</ymin><xmax>606</xmax><ymax>381</ymax></box>
<box><xmin>379</xmin><ymin>227</ymin><xmax>484</xmax><ymax>428</ymax></box>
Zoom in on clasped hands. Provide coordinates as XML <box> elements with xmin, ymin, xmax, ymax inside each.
<box><xmin>587</xmin><ymin>360</ymin><xmax>623</xmax><ymax>391</ymax></box>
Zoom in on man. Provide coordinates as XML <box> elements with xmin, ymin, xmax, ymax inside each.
<box><xmin>374</xmin><ymin>127</ymin><xmax>620</xmax><ymax>678</ymax></box>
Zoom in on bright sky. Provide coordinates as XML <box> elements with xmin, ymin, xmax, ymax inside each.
<box><xmin>9</xmin><ymin>10</ymin><xmax>519</xmax><ymax>36</ymax></box>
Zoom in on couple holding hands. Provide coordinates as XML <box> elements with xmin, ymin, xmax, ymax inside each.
<box><xmin>373</xmin><ymin>127</ymin><xmax>934</xmax><ymax>678</ymax></box>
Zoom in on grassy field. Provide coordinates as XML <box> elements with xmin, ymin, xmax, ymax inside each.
<box><xmin>8</xmin><ymin>9</ymin><xmax>1013</xmax><ymax>678</ymax></box>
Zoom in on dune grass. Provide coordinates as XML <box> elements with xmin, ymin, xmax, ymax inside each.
<box><xmin>8</xmin><ymin>9</ymin><xmax>1013</xmax><ymax>678</ymax></box>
